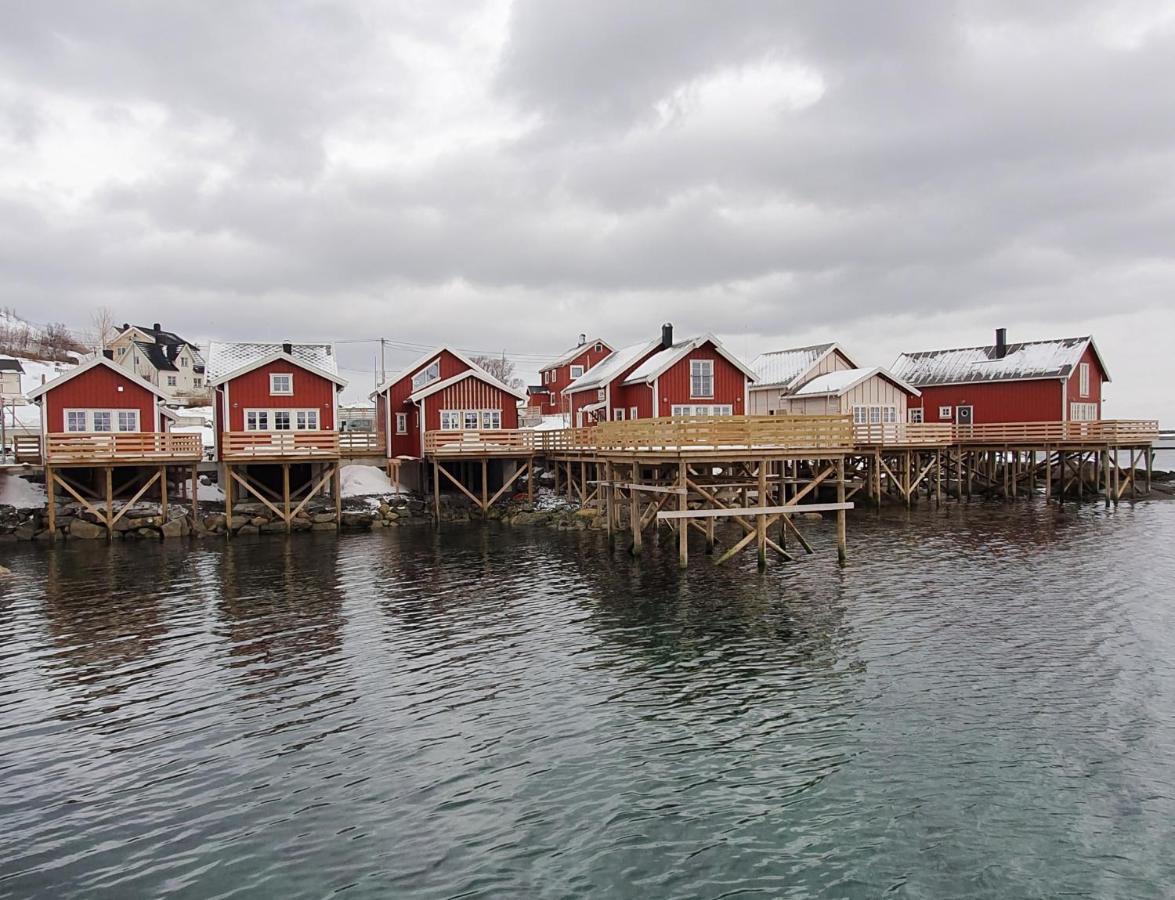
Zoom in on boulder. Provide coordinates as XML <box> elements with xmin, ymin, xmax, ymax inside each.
<box><xmin>69</xmin><ymin>519</ymin><xmax>106</xmax><ymax>540</ymax></box>
<box><xmin>312</xmin><ymin>512</ymin><xmax>336</xmax><ymax>523</ymax></box>
<box><xmin>237</xmin><ymin>524</ymin><xmax>259</xmax><ymax>535</ymax></box>
<box><xmin>203</xmin><ymin>514</ymin><xmax>226</xmax><ymax>532</ymax></box>
<box><xmin>311</xmin><ymin>522</ymin><xmax>337</xmax><ymax>531</ymax></box>
<box><xmin>161</xmin><ymin>518</ymin><xmax>187</xmax><ymax>539</ymax></box>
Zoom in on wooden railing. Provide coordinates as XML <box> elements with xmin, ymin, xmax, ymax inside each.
<box><xmin>13</xmin><ymin>435</ymin><xmax>43</xmax><ymax>464</ymax></box>
<box><xmin>43</xmin><ymin>432</ymin><xmax>204</xmax><ymax>463</ymax></box>
<box><xmin>221</xmin><ymin>431</ymin><xmax>340</xmax><ymax>460</ymax></box>
<box><xmin>948</xmin><ymin>420</ymin><xmax>1159</xmax><ymax>445</ymax></box>
<box><xmin>339</xmin><ymin>432</ymin><xmax>385</xmax><ymax>455</ymax></box>
<box><xmin>854</xmin><ymin>423</ymin><xmax>956</xmax><ymax>446</ymax></box>
<box><xmin>593</xmin><ymin>415</ymin><xmax>856</xmax><ymax>452</ymax></box>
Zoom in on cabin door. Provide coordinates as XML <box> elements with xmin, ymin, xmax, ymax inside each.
<box><xmin>956</xmin><ymin>405</ymin><xmax>974</xmax><ymax>426</ymax></box>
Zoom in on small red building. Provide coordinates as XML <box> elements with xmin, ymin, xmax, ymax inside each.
<box><xmin>563</xmin><ymin>324</ymin><xmax>755</xmax><ymax>425</ymax></box>
<box><xmin>372</xmin><ymin>346</ymin><xmax>525</xmax><ymax>459</ymax></box>
<box><xmin>534</xmin><ymin>336</ymin><xmax>613</xmax><ymax>416</ymax></box>
<box><xmin>893</xmin><ymin>330</ymin><xmax>1109</xmax><ymax>425</ymax></box>
<box><xmin>27</xmin><ymin>353</ymin><xmax>169</xmax><ymax>439</ymax></box>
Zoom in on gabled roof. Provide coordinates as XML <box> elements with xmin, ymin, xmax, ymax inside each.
<box><xmin>563</xmin><ymin>339</ymin><xmax>661</xmax><ymax>394</ymax></box>
<box><xmin>26</xmin><ymin>355</ymin><xmax>169</xmax><ymax>401</ymax></box>
<box><xmin>541</xmin><ymin>338</ymin><xmax>614</xmax><ymax>371</ymax></box>
<box><xmin>133</xmin><ymin>340</ymin><xmax>180</xmax><ymax>372</ymax></box>
<box><xmin>622</xmin><ymin>334</ymin><xmax>757</xmax><ymax>386</ymax></box>
<box><xmin>791</xmin><ymin>366</ymin><xmax>920</xmax><ymax>398</ymax></box>
<box><xmin>0</xmin><ymin>358</ymin><xmax>24</xmax><ymax>373</ymax></box>
<box><xmin>370</xmin><ymin>345</ymin><xmax>491</xmax><ymax>397</ymax></box>
<box><xmin>891</xmin><ymin>336</ymin><xmax>1107</xmax><ymax>387</ymax></box>
<box><xmin>749</xmin><ymin>343</ymin><xmax>858</xmax><ymax>392</ymax></box>
<box><xmin>526</xmin><ymin>384</ymin><xmax>548</xmax><ymax>395</ymax></box>
<box><xmin>206</xmin><ymin>341</ymin><xmax>345</xmax><ymax>387</ymax></box>
<box><xmin>408</xmin><ymin>367</ymin><xmax>526</xmax><ymax>403</ymax></box>
<box><xmin>125</xmin><ymin>323</ymin><xmax>193</xmax><ymax>346</ymax></box>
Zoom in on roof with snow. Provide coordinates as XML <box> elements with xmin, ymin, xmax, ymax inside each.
<box><xmin>791</xmin><ymin>366</ymin><xmax>920</xmax><ymax>398</ymax></box>
<box><xmin>892</xmin><ymin>336</ymin><xmax>1106</xmax><ymax>386</ymax></box>
<box><xmin>0</xmin><ymin>358</ymin><xmax>25</xmax><ymax>373</ymax></box>
<box><xmin>622</xmin><ymin>334</ymin><xmax>757</xmax><ymax>385</ymax></box>
<box><xmin>408</xmin><ymin>368</ymin><xmax>526</xmax><ymax>403</ymax></box>
<box><xmin>564</xmin><ymin>339</ymin><xmax>660</xmax><ymax>393</ymax></box>
<box><xmin>205</xmin><ymin>341</ymin><xmax>343</xmax><ymax>386</ymax></box>
<box><xmin>541</xmin><ymin>338</ymin><xmax>614</xmax><ymax>371</ymax></box>
<box><xmin>750</xmin><ymin>343</ymin><xmax>857</xmax><ymax>391</ymax></box>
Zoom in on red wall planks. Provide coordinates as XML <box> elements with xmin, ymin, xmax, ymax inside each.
<box><xmin>44</xmin><ymin>365</ymin><xmax>158</xmax><ymax>432</ymax></box>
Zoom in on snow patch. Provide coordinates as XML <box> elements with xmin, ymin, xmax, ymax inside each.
<box><xmin>340</xmin><ymin>464</ymin><xmax>396</xmax><ymax>497</ymax></box>
<box><xmin>0</xmin><ymin>473</ymin><xmax>47</xmax><ymax>508</ymax></box>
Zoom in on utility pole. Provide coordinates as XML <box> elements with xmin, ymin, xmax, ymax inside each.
<box><xmin>380</xmin><ymin>338</ymin><xmax>387</xmax><ymax>385</ymax></box>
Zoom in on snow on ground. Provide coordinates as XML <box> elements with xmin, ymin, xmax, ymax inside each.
<box><xmin>197</xmin><ymin>479</ymin><xmax>224</xmax><ymax>501</ymax></box>
<box><xmin>0</xmin><ymin>472</ymin><xmax>47</xmax><ymax>508</ymax></box>
<box><xmin>531</xmin><ymin>415</ymin><xmax>569</xmax><ymax>431</ymax></box>
<box><xmin>340</xmin><ymin>464</ymin><xmax>397</xmax><ymax>497</ymax></box>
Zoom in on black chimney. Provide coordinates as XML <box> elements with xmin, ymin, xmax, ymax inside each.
<box><xmin>661</xmin><ymin>322</ymin><xmax>673</xmax><ymax>349</ymax></box>
<box><xmin>153</xmin><ymin>322</ymin><xmax>161</xmax><ymax>333</ymax></box>
<box><xmin>995</xmin><ymin>327</ymin><xmax>1007</xmax><ymax>359</ymax></box>
<box><xmin>102</xmin><ymin>348</ymin><xmax>114</xmax><ymax>360</ymax></box>
<box><xmin>282</xmin><ymin>341</ymin><xmax>293</xmax><ymax>355</ymax></box>
<box><xmin>121</xmin><ymin>322</ymin><xmax>129</xmax><ymax>332</ymax></box>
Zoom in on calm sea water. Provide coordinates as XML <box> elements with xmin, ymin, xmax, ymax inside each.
<box><xmin>2</xmin><ymin>501</ymin><xmax>1174</xmax><ymax>899</ymax></box>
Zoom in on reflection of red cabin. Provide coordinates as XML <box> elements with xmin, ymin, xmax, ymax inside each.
<box><xmin>207</xmin><ymin>341</ymin><xmax>346</xmax><ymax>461</ymax></box>
<box><xmin>893</xmin><ymin>331</ymin><xmax>1109</xmax><ymax>425</ymax></box>
<box><xmin>372</xmin><ymin>347</ymin><xmax>525</xmax><ymax>458</ymax></box>
<box><xmin>535</xmin><ymin>337</ymin><xmax>613</xmax><ymax>416</ymax></box>
<box><xmin>563</xmin><ymin>324</ymin><xmax>755</xmax><ymax>425</ymax></box>
<box><xmin>27</xmin><ymin>354</ymin><xmax>168</xmax><ymax>439</ymax></box>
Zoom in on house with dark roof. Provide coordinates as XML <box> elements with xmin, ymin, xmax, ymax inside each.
<box><xmin>108</xmin><ymin>323</ymin><xmax>210</xmax><ymax>406</ymax></box>
<box><xmin>892</xmin><ymin>329</ymin><xmax>1109</xmax><ymax>424</ymax></box>
<box><xmin>0</xmin><ymin>357</ymin><xmax>25</xmax><ymax>402</ymax></box>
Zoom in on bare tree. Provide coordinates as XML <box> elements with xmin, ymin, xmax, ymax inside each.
<box><xmin>471</xmin><ymin>353</ymin><xmax>524</xmax><ymax>390</ymax></box>
<box><xmin>89</xmin><ymin>306</ymin><xmax>117</xmax><ymax>352</ymax></box>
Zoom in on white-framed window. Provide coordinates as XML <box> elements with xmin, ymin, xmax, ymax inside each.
<box><xmin>412</xmin><ymin>360</ymin><xmax>440</xmax><ymax>391</ymax></box>
<box><xmin>1070</xmin><ymin>402</ymin><xmax>1097</xmax><ymax>422</ymax></box>
<box><xmin>853</xmin><ymin>406</ymin><xmax>898</xmax><ymax>426</ymax></box>
<box><xmin>66</xmin><ymin>410</ymin><xmax>87</xmax><ymax>432</ymax></box>
<box><xmin>614</xmin><ymin>408</ymin><xmax>625</xmax><ymax>421</ymax></box>
<box><xmin>270</xmin><ymin>373</ymin><xmax>293</xmax><ymax>395</ymax></box>
<box><xmin>117</xmin><ymin>346</ymin><xmax>127</xmax><ymax>357</ymax></box>
<box><xmin>296</xmin><ymin>410</ymin><xmax>319</xmax><ymax>430</ymax></box>
<box><xmin>193</xmin><ymin>377</ymin><xmax>202</xmax><ymax>388</ymax></box>
<box><xmin>63</xmin><ymin>409</ymin><xmax>142</xmax><ymax>432</ymax></box>
<box><xmin>395</xmin><ymin>412</ymin><xmax>408</xmax><ymax>434</ymax></box>
<box><xmin>938</xmin><ymin>406</ymin><xmax>953</xmax><ymax>419</ymax></box>
<box><xmin>908</xmin><ymin>408</ymin><xmax>923</xmax><ymax>423</ymax></box>
<box><xmin>166</xmin><ymin>375</ymin><xmax>177</xmax><ymax>387</ymax></box>
<box><xmin>570</xmin><ymin>365</ymin><xmax>584</xmax><ymax>379</ymax></box>
<box><xmin>117</xmin><ymin>410</ymin><xmax>139</xmax><ymax>432</ymax></box>
<box><xmin>690</xmin><ymin>359</ymin><xmax>714</xmax><ymax>398</ymax></box>
<box><xmin>671</xmin><ymin>404</ymin><xmax>733</xmax><ymax>416</ymax></box>
<box><xmin>440</xmin><ymin>410</ymin><xmax>461</xmax><ymax>430</ymax></box>
<box><xmin>594</xmin><ymin>342</ymin><xmax>603</xmax><ymax>353</ymax></box>
<box><xmin>273</xmin><ymin>411</ymin><xmax>292</xmax><ymax>430</ymax></box>
<box><xmin>180</xmin><ymin>357</ymin><xmax>188</xmax><ymax>367</ymax></box>
<box><xmin>630</xmin><ymin>406</ymin><xmax>638</xmax><ymax>420</ymax></box>
<box><xmin>853</xmin><ymin>407</ymin><xmax>868</xmax><ymax>425</ymax></box>
<box><xmin>244</xmin><ymin>409</ymin><xmax>321</xmax><ymax>431</ymax></box>
<box><xmin>246</xmin><ymin>410</ymin><xmax>269</xmax><ymax>431</ymax></box>
<box><xmin>1079</xmin><ymin>362</ymin><xmax>1090</xmax><ymax>398</ymax></box>
<box><xmin>92</xmin><ymin>411</ymin><xmax>112</xmax><ymax>432</ymax></box>
<box><xmin>482</xmin><ymin>410</ymin><xmax>501</xmax><ymax>429</ymax></box>
<box><xmin>463</xmin><ymin>411</ymin><xmax>480</xmax><ymax>430</ymax></box>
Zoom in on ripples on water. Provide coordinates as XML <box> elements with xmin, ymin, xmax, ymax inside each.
<box><xmin>2</xmin><ymin>502</ymin><xmax>1174</xmax><ymax>898</ymax></box>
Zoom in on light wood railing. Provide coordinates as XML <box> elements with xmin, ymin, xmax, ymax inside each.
<box><xmin>592</xmin><ymin>415</ymin><xmax>856</xmax><ymax>452</ymax></box>
<box><xmin>339</xmin><ymin>432</ymin><xmax>385</xmax><ymax>455</ymax></box>
<box><xmin>14</xmin><ymin>435</ymin><xmax>43</xmax><ymax>464</ymax></box>
<box><xmin>221</xmin><ymin>431</ymin><xmax>340</xmax><ymax>460</ymax></box>
<box><xmin>947</xmin><ymin>420</ymin><xmax>1158</xmax><ymax>445</ymax></box>
<box><xmin>44</xmin><ymin>431</ymin><xmax>203</xmax><ymax>463</ymax></box>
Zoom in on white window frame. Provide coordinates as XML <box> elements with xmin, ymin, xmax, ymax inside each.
<box><xmin>908</xmin><ymin>408</ymin><xmax>923</xmax><ymax>423</ymax></box>
<box><xmin>938</xmin><ymin>405</ymin><xmax>953</xmax><ymax>419</ymax></box>
<box><xmin>594</xmin><ymin>342</ymin><xmax>603</xmax><ymax>353</ymax></box>
<box><xmin>62</xmin><ymin>408</ymin><xmax>143</xmax><ymax>433</ymax></box>
<box><xmin>690</xmin><ymin>359</ymin><xmax>714</xmax><ymax>399</ymax></box>
<box><xmin>166</xmin><ymin>375</ymin><xmax>177</xmax><ymax>387</ymax></box>
<box><xmin>570</xmin><ymin>365</ymin><xmax>584</xmax><ymax>379</ymax></box>
<box><xmin>614</xmin><ymin>408</ymin><xmax>625</xmax><ymax>421</ymax></box>
<box><xmin>273</xmin><ymin>410</ymin><xmax>292</xmax><ymax>431</ymax></box>
<box><xmin>1079</xmin><ymin>362</ymin><xmax>1090</xmax><ymax>398</ymax></box>
<box><xmin>296</xmin><ymin>410</ymin><xmax>319</xmax><ymax>430</ymax></box>
<box><xmin>395</xmin><ymin>412</ymin><xmax>408</xmax><ymax>434</ymax></box>
<box><xmin>440</xmin><ymin>410</ymin><xmax>461</xmax><ymax>430</ymax></box>
<box><xmin>481</xmin><ymin>410</ymin><xmax>501</xmax><ymax>429</ymax></box>
<box><xmin>630</xmin><ymin>406</ymin><xmax>638</xmax><ymax>420</ymax></box>
<box><xmin>180</xmin><ymin>357</ymin><xmax>188</xmax><ymax>367</ymax></box>
<box><xmin>65</xmin><ymin>410</ymin><xmax>87</xmax><ymax>432</ymax></box>
<box><xmin>117</xmin><ymin>410</ymin><xmax>140</xmax><ymax>432</ymax></box>
<box><xmin>671</xmin><ymin>404</ymin><xmax>733</xmax><ymax>417</ymax></box>
<box><xmin>270</xmin><ymin>373</ymin><xmax>294</xmax><ymax>395</ymax></box>
<box><xmin>412</xmin><ymin>360</ymin><xmax>440</xmax><ymax>391</ymax></box>
<box><xmin>1070</xmin><ymin>402</ymin><xmax>1097</xmax><ymax>422</ymax></box>
<box><xmin>244</xmin><ymin>408</ymin><xmax>321</xmax><ymax>431</ymax></box>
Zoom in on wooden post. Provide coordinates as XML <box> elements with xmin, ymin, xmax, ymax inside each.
<box><xmin>1046</xmin><ymin>451</ymin><xmax>1053</xmax><ymax>502</ymax></box>
<box><xmin>527</xmin><ymin>458</ymin><xmax>534</xmax><ymax>504</ymax></box>
<box><xmin>604</xmin><ymin>461</ymin><xmax>613</xmax><ymax>542</ymax></box>
<box><xmin>105</xmin><ymin>465</ymin><xmax>113</xmax><ymax>537</ymax></box>
<box><xmin>1146</xmin><ymin>447</ymin><xmax>1153</xmax><ymax>495</ymax></box>
<box><xmin>836</xmin><ymin>457</ymin><xmax>847</xmax><ymax>565</ymax></box>
<box><xmin>1103</xmin><ymin>448</ymin><xmax>1111</xmax><ymax>507</ymax></box>
<box><xmin>677</xmin><ymin>460</ymin><xmax>688</xmax><ymax>569</ymax></box>
<box><xmin>553</xmin><ymin>458</ymin><xmax>560</xmax><ymax>496</ymax></box>
<box><xmin>333</xmin><ymin>463</ymin><xmax>342</xmax><ymax>530</ymax></box>
<box><xmin>630</xmin><ymin>461</ymin><xmax>642</xmax><ymax>555</ymax></box>
<box><xmin>935</xmin><ymin>449</ymin><xmax>942</xmax><ymax>507</ymax></box>
<box><xmin>481</xmin><ymin>457</ymin><xmax>489</xmax><ymax>513</ymax></box>
<box><xmin>756</xmin><ymin>461</ymin><xmax>767</xmax><ymax>569</ymax></box>
<box><xmin>282</xmin><ymin>463</ymin><xmax>291</xmax><ymax>532</ymax></box>
<box><xmin>46</xmin><ymin>466</ymin><xmax>56</xmax><ymax>537</ymax></box>
<box><xmin>433</xmin><ymin>459</ymin><xmax>441</xmax><ymax>525</ymax></box>
<box><xmin>224</xmin><ymin>464</ymin><xmax>234</xmax><ymax>537</ymax></box>
<box><xmin>191</xmin><ymin>464</ymin><xmax>199</xmax><ymax>524</ymax></box>
<box><xmin>159</xmin><ymin>465</ymin><xmax>168</xmax><ymax>529</ymax></box>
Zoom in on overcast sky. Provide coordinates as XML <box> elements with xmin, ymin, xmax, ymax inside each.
<box><xmin>1</xmin><ymin>1</ymin><xmax>1172</xmax><ymax>419</ymax></box>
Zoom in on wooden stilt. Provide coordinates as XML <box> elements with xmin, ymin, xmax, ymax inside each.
<box><xmin>191</xmin><ymin>464</ymin><xmax>198</xmax><ymax>524</ymax></box>
<box><xmin>527</xmin><ymin>458</ymin><xmax>534</xmax><ymax>505</ymax></box>
<box><xmin>1046</xmin><ymin>450</ymin><xmax>1053</xmax><ymax>502</ymax></box>
<box><xmin>105</xmin><ymin>465</ymin><xmax>113</xmax><ymax>536</ymax></box>
<box><xmin>433</xmin><ymin>459</ymin><xmax>441</xmax><ymax>525</ymax></box>
<box><xmin>481</xmin><ymin>458</ymin><xmax>489</xmax><ymax>512</ymax></box>
<box><xmin>282</xmin><ymin>463</ymin><xmax>291</xmax><ymax>532</ymax></box>
<box><xmin>836</xmin><ymin>456</ymin><xmax>847</xmax><ymax>565</ymax></box>
<box><xmin>677</xmin><ymin>460</ymin><xmax>688</xmax><ymax>569</ymax></box>
<box><xmin>604</xmin><ymin>461</ymin><xmax>613</xmax><ymax>542</ymax></box>
<box><xmin>160</xmin><ymin>465</ymin><xmax>168</xmax><ymax>529</ymax></box>
<box><xmin>333</xmin><ymin>463</ymin><xmax>342</xmax><ymax>530</ymax></box>
<box><xmin>756</xmin><ymin>461</ymin><xmax>767</xmax><ymax>569</ymax></box>
<box><xmin>224</xmin><ymin>464</ymin><xmax>234</xmax><ymax>537</ymax></box>
<box><xmin>46</xmin><ymin>466</ymin><xmax>56</xmax><ymax>537</ymax></box>
<box><xmin>630</xmin><ymin>461</ymin><xmax>642</xmax><ymax>555</ymax></box>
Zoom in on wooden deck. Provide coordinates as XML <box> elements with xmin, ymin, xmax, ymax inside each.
<box><xmin>32</xmin><ymin>432</ymin><xmax>203</xmax><ymax>466</ymax></box>
<box><xmin>221</xmin><ymin>431</ymin><xmax>341</xmax><ymax>461</ymax></box>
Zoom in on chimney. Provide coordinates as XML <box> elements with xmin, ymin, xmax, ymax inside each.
<box><xmin>995</xmin><ymin>327</ymin><xmax>1007</xmax><ymax>359</ymax></box>
<box><xmin>282</xmin><ymin>341</ymin><xmax>293</xmax><ymax>355</ymax></box>
<box><xmin>153</xmin><ymin>323</ymin><xmax>161</xmax><ymax>333</ymax></box>
<box><xmin>102</xmin><ymin>348</ymin><xmax>114</xmax><ymax>360</ymax></box>
<box><xmin>661</xmin><ymin>322</ymin><xmax>673</xmax><ymax>349</ymax></box>
<box><xmin>121</xmin><ymin>322</ymin><xmax>129</xmax><ymax>332</ymax></box>
<box><xmin>578</xmin><ymin>333</ymin><xmax>586</xmax><ymax>346</ymax></box>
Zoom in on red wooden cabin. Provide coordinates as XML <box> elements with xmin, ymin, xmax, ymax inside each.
<box><xmin>563</xmin><ymin>324</ymin><xmax>755</xmax><ymax>425</ymax></box>
<box><xmin>207</xmin><ymin>341</ymin><xmax>346</xmax><ymax>461</ymax></box>
<box><xmin>893</xmin><ymin>330</ymin><xmax>1109</xmax><ymax>425</ymax></box>
<box><xmin>535</xmin><ymin>336</ymin><xmax>614</xmax><ymax>416</ymax></box>
<box><xmin>371</xmin><ymin>346</ymin><xmax>525</xmax><ymax>459</ymax></box>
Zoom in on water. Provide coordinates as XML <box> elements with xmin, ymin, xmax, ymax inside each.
<box><xmin>2</xmin><ymin>502</ymin><xmax>1174</xmax><ymax>899</ymax></box>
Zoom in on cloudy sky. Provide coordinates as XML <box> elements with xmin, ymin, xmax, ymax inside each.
<box><xmin>1</xmin><ymin>1</ymin><xmax>1173</xmax><ymax>418</ymax></box>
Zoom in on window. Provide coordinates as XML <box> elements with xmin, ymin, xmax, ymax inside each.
<box><xmin>630</xmin><ymin>406</ymin><xmax>638</xmax><ymax>420</ymax></box>
<box><xmin>272</xmin><ymin>411</ymin><xmax>291</xmax><ymax>430</ymax></box>
<box><xmin>854</xmin><ymin>406</ymin><xmax>898</xmax><ymax>426</ymax></box>
<box><xmin>597</xmin><ymin>388</ymin><xmax>606</xmax><ymax>403</ymax></box>
<box><xmin>671</xmin><ymin>404</ymin><xmax>732</xmax><ymax>417</ymax></box>
<box><xmin>194</xmin><ymin>378</ymin><xmax>202</xmax><ymax>388</ymax></box>
<box><xmin>117</xmin><ymin>410</ymin><xmax>138</xmax><ymax>432</ymax></box>
<box><xmin>481</xmin><ymin>410</ymin><xmax>501</xmax><ymax>429</ymax></box>
<box><xmin>180</xmin><ymin>357</ymin><xmax>188</xmax><ymax>367</ymax></box>
<box><xmin>412</xmin><ymin>360</ymin><xmax>440</xmax><ymax>391</ymax></box>
<box><xmin>270</xmin><ymin>373</ymin><xmax>293</xmax><ymax>395</ymax></box>
<box><xmin>464</xmin><ymin>411</ymin><xmax>480</xmax><ymax>430</ymax></box>
<box><xmin>853</xmin><ymin>407</ymin><xmax>868</xmax><ymax>425</ymax></box>
<box><xmin>690</xmin><ymin>360</ymin><xmax>714</xmax><ymax>398</ymax></box>
<box><xmin>570</xmin><ymin>365</ymin><xmax>584</xmax><ymax>379</ymax></box>
<box><xmin>297</xmin><ymin>410</ymin><xmax>319</xmax><ymax>430</ymax></box>
<box><xmin>246</xmin><ymin>410</ymin><xmax>269</xmax><ymax>431</ymax></box>
<box><xmin>909</xmin><ymin>408</ymin><xmax>924</xmax><ymax>423</ymax></box>
<box><xmin>66</xmin><ymin>411</ymin><xmax>86</xmax><ymax>432</ymax></box>
<box><xmin>614</xmin><ymin>408</ymin><xmax>625</xmax><ymax>420</ymax></box>
<box><xmin>92</xmin><ymin>411</ymin><xmax>112</xmax><ymax>432</ymax></box>
<box><xmin>166</xmin><ymin>375</ymin><xmax>177</xmax><ymax>387</ymax></box>
<box><xmin>938</xmin><ymin>406</ymin><xmax>953</xmax><ymax>419</ymax></box>
<box><xmin>594</xmin><ymin>342</ymin><xmax>602</xmax><ymax>353</ymax></box>
<box><xmin>1070</xmin><ymin>402</ymin><xmax>1097</xmax><ymax>422</ymax></box>
<box><xmin>1079</xmin><ymin>363</ymin><xmax>1090</xmax><ymax>398</ymax></box>
<box><xmin>395</xmin><ymin>412</ymin><xmax>407</xmax><ymax>434</ymax></box>
<box><xmin>117</xmin><ymin>346</ymin><xmax>127</xmax><ymax>357</ymax></box>
<box><xmin>440</xmin><ymin>411</ymin><xmax>461</xmax><ymax>430</ymax></box>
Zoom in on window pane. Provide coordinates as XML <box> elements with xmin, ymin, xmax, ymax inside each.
<box><xmin>117</xmin><ymin>411</ymin><xmax>137</xmax><ymax>431</ymax></box>
<box><xmin>274</xmin><ymin>411</ymin><xmax>291</xmax><ymax>430</ymax></box>
<box><xmin>92</xmin><ymin>412</ymin><xmax>112</xmax><ymax>432</ymax></box>
<box><xmin>67</xmin><ymin>411</ymin><xmax>86</xmax><ymax>432</ymax></box>
<box><xmin>464</xmin><ymin>412</ymin><xmax>479</xmax><ymax>429</ymax></box>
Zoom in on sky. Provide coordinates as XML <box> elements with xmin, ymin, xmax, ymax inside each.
<box><xmin>1</xmin><ymin>1</ymin><xmax>1172</xmax><ymax>419</ymax></box>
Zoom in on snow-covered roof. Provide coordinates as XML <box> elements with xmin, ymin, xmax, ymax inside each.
<box><xmin>371</xmin><ymin>345</ymin><xmax>489</xmax><ymax>397</ymax></box>
<box><xmin>792</xmin><ymin>366</ymin><xmax>920</xmax><ymax>398</ymax></box>
<box><xmin>892</xmin><ymin>336</ymin><xmax>1106</xmax><ymax>386</ymax></box>
<box><xmin>206</xmin><ymin>341</ymin><xmax>344</xmax><ymax>386</ymax></box>
<box><xmin>541</xmin><ymin>337</ymin><xmax>614</xmax><ymax>371</ymax></box>
<box><xmin>564</xmin><ymin>339</ymin><xmax>660</xmax><ymax>393</ymax></box>
<box><xmin>622</xmin><ymin>334</ymin><xmax>757</xmax><ymax>386</ymax></box>
<box><xmin>749</xmin><ymin>343</ymin><xmax>857</xmax><ymax>391</ymax></box>
<box><xmin>408</xmin><ymin>368</ymin><xmax>526</xmax><ymax>403</ymax></box>
<box><xmin>26</xmin><ymin>355</ymin><xmax>170</xmax><ymax>402</ymax></box>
